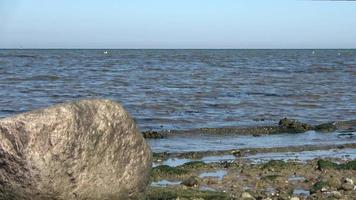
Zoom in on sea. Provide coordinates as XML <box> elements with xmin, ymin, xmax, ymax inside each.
<box><xmin>1</xmin><ymin>49</ymin><xmax>356</xmax><ymax>159</ymax></box>
<box><xmin>1</xmin><ymin>49</ymin><xmax>355</xmax><ymax>131</ymax></box>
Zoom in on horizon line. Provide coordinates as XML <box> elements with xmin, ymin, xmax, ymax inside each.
<box><xmin>1</xmin><ymin>48</ymin><xmax>356</xmax><ymax>50</ymax></box>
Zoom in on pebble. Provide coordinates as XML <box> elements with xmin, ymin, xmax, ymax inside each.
<box><xmin>344</xmin><ymin>178</ymin><xmax>353</xmax><ymax>185</ymax></box>
<box><xmin>341</xmin><ymin>183</ymin><xmax>354</xmax><ymax>191</ymax></box>
<box><xmin>181</xmin><ymin>176</ymin><xmax>199</xmax><ymax>187</ymax></box>
<box><xmin>321</xmin><ymin>187</ymin><xmax>328</xmax><ymax>192</ymax></box>
<box><xmin>290</xmin><ymin>197</ymin><xmax>300</xmax><ymax>200</ymax></box>
<box><xmin>241</xmin><ymin>192</ymin><xmax>256</xmax><ymax>200</ymax></box>
<box><xmin>332</xmin><ymin>191</ymin><xmax>342</xmax><ymax>199</ymax></box>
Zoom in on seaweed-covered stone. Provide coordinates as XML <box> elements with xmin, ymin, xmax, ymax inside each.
<box><xmin>142</xmin><ymin>130</ymin><xmax>166</xmax><ymax>139</ymax></box>
<box><xmin>278</xmin><ymin>118</ymin><xmax>311</xmax><ymax>133</ymax></box>
<box><xmin>310</xmin><ymin>181</ymin><xmax>329</xmax><ymax>194</ymax></box>
<box><xmin>0</xmin><ymin>99</ymin><xmax>152</xmax><ymax>200</ymax></box>
<box><xmin>314</xmin><ymin>122</ymin><xmax>337</xmax><ymax>132</ymax></box>
<box><xmin>181</xmin><ymin>176</ymin><xmax>200</xmax><ymax>187</ymax></box>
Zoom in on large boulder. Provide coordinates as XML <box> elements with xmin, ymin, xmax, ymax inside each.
<box><xmin>0</xmin><ymin>99</ymin><xmax>152</xmax><ymax>200</ymax></box>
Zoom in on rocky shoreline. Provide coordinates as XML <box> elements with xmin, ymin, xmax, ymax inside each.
<box><xmin>1</xmin><ymin>100</ymin><xmax>355</xmax><ymax>200</ymax></box>
<box><xmin>142</xmin><ymin>118</ymin><xmax>356</xmax><ymax>139</ymax></box>
<box><xmin>145</xmin><ymin>118</ymin><xmax>356</xmax><ymax>199</ymax></box>
<box><xmin>147</xmin><ymin>158</ymin><xmax>356</xmax><ymax>199</ymax></box>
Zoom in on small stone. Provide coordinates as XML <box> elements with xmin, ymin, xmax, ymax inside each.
<box><xmin>321</xmin><ymin>187</ymin><xmax>328</xmax><ymax>192</ymax></box>
<box><xmin>341</xmin><ymin>183</ymin><xmax>354</xmax><ymax>191</ymax></box>
<box><xmin>290</xmin><ymin>197</ymin><xmax>300</xmax><ymax>200</ymax></box>
<box><xmin>232</xmin><ymin>150</ymin><xmax>242</xmax><ymax>157</ymax></box>
<box><xmin>344</xmin><ymin>178</ymin><xmax>354</xmax><ymax>185</ymax></box>
<box><xmin>241</xmin><ymin>192</ymin><xmax>256</xmax><ymax>200</ymax></box>
<box><xmin>332</xmin><ymin>191</ymin><xmax>342</xmax><ymax>199</ymax></box>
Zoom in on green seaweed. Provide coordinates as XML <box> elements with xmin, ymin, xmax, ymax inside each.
<box><xmin>310</xmin><ymin>181</ymin><xmax>328</xmax><ymax>194</ymax></box>
<box><xmin>317</xmin><ymin>159</ymin><xmax>356</xmax><ymax>170</ymax></box>
<box><xmin>179</xmin><ymin>161</ymin><xmax>207</xmax><ymax>169</ymax></box>
<box><xmin>262</xmin><ymin>160</ymin><xmax>287</xmax><ymax>169</ymax></box>
<box><xmin>146</xmin><ymin>187</ymin><xmax>229</xmax><ymax>200</ymax></box>
<box><xmin>341</xmin><ymin>160</ymin><xmax>356</xmax><ymax>170</ymax></box>
<box><xmin>260</xmin><ymin>174</ymin><xmax>281</xmax><ymax>181</ymax></box>
<box><xmin>152</xmin><ymin>165</ymin><xmax>188</xmax><ymax>177</ymax></box>
<box><xmin>317</xmin><ymin>159</ymin><xmax>340</xmax><ymax>170</ymax></box>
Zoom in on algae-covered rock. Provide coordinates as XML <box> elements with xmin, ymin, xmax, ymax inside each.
<box><xmin>142</xmin><ymin>130</ymin><xmax>166</xmax><ymax>139</ymax></box>
<box><xmin>0</xmin><ymin>99</ymin><xmax>152</xmax><ymax>200</ymax></box>
<box><xmin>181</xmin><ymin>176</ymin><xmax>200</xmax><ymax>187</ymax></box>
<box><xmin>278</xmin><ymin>118</ymin><xmax>311</xmax><ymax>133</ymax></box>
<box><xmin>314</xmin><ymin>122</ymin><xmax>337</xmax><ymax>132</ymax></box>
<box><xmin>310</xmin><ymin>181</ymin><xmax>329</xmax><ymax>194</ymax></box>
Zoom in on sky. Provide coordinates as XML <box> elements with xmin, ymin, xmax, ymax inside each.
<box><xmin>0</xmin><ymin>0</ymin><xmax>356</xmax><ymax>49</ymax></box>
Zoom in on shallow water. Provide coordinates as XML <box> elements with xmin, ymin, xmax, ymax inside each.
<box><xmin>293</xmin><ymin>188</ymin><xmax>310</xmax><ymax>196</ymax></box>
<box><xmin>153</xmin><ymin>155</ymin><xmax>235</xmax><ymax>167</ymax></box>
<box><xmin>151</xmin><ymin>180</ymin><xmax>181</xmax><ymax>187</ymax></box>
<box><xmin>1</xmin><ymin>49</ymin><xmax>355</xmax><ymax>131</ymax></box>
<box><xmin>199</xmin><ymin>170</ymin><xmax>227</xmax><ymax>180</ymax></box>
<box><xmin>153</xmin><ymin>148</ymin><xmax>356</xmax><ymax>167</ymax></box>
<box><xmin>245</xmin><ymin>148</ymin><xmax>356</xmax><ymax>163</ymax></box>
<box><xmin>148</xmin><ymin>131</ymin><xmax>355</xmax><ymax>153</ymax></box>
<box><xmin>288</xmin><ymin>176</ymin><xmax>306</xmax><ymax>182</ymax></box>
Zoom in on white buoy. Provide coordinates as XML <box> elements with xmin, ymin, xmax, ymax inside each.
<box><xmin>104</xmin><ymin>51</ymin><xmax>108</xmax><ymax>54</ymax></box>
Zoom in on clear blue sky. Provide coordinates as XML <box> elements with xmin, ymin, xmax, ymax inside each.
<box><xmin>1</xmin><ymin>0</ymin><xmax>356</xmax><ymax>49</ymax></box>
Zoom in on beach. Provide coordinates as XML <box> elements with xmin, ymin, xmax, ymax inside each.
<box><xmin>0</xmin><ymin>49</ymin><xmax>355</xmax><ymax>199</ymax></box>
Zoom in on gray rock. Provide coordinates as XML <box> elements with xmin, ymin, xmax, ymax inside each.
<box><xmin>332</xmin><ymin>191</ymin><xmax>343</xmax><ymax>199</ymax></box>
<box><xmin>181</xmin><ymin>176</ymin><xmax>200</xmax><ymax>187</ymax></box>
<box><xmin>341</xmin><ymin>183</ymin><xmax>354</xmax><ymax>191</ymax></box>
<box><xmin>0</xmin><ymin>99</ymin><xmax>152</xmax><ymax>200</ymax></box>
<box><xmin>343</xmin><ymin>178</ymin><xmax>354</xmax><ymax>185</ymax></box>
